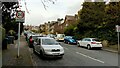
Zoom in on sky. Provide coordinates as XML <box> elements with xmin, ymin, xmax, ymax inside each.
<box><xmin>20</xmin><ymin>0</ymin><xmax>84</xmax><ymax>26</ymax></box>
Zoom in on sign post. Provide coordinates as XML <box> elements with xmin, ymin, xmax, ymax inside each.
<box><xmin>118</xmin><ymin>31</ymin><xmax>119</xmax><ymax>53</ymax></box>
<box><xmin>116</xmin><ymin>25</ymin><xmax>120</xmax><ymax>53</ymax></box>
<box><xmin>18</xmin><ymin>22</ymin><xmax>20</xmax><ymax>57</ymax></box>
<box><xmin>16</xmin><ymin>10</ymin><xmax>25</xmax><ymax>58</ymax></box>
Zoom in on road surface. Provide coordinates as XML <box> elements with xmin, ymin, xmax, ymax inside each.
<box><xmin>28</xmin><ymin>42</ymin><xmax>118</xmax><ymax>67</ymax></box>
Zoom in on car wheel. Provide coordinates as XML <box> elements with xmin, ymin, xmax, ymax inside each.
<box><xmin>40</xmin><ymin>50</ymin><xmax>45</xmax><ymax>58</ymax></box>
<box><xmin>67</xmin><ymin>42</ymin><xmax>70</xmax><ymax>44</ymax></box>
<box><xmin>77</xmin><ymin>43</ymin><xmax>80</xmax><ymax>47</ymax></box>
<box><xmin>64</xmin><ymin>40</ymin><xmax>66</xmax><ymax>43</ymax></box>
<box><xmin>87</xmin><ymin>45</ymin><xmax>91</xmax><ymax>50</ymax></box>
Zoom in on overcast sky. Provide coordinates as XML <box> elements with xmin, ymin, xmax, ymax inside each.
<box><xmin>20</xmin><ymin>0</ymin><xmax>84</xmax><ymax>26</ymax></box>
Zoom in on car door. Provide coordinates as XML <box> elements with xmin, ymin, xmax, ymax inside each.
<box><xmin>33</xmin><ymin>38</ymin><xmax>38</xmax><ymax>52</ymax></box>
<box><xmin>36</xmin><ymin>38</ymin><xmax>41</xmax><ymax>52</ymax></box>
<box><xmin>80</xmin><ymin>38</ymin><xmax>85</xmax><ymax>46</ymax></box>
<box><xmin>84</xmin><ymin>39</ymin><xmax>91</xmax><ymax>47</ymax></box>
<box><xmin>84</xmin><ymin>39</ymin><xmax>90</xmax><ymax>47</ymax></box>
<box><xmin>83</xmin><ymin>39</ymin><xmax>88</xmax><ymax>47</ymax></box>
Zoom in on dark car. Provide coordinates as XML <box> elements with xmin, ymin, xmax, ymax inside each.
<box><xmin>64</xmin><ymin>36</ymin><xmax>77</xmax><ymax>45</ymax></box>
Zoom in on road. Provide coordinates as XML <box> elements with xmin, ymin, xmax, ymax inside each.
<box><xmin>28</xmin><ymin>42</ymin><xmax>118</xmax><ymax>67</ymax></box>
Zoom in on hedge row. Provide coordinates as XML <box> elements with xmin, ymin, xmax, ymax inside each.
<box><xmin>0</xmin><ymin>26</ymin><xmax>6</xmax><ymax>41</ymax></box>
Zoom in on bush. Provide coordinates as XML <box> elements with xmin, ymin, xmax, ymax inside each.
<box><xmin>0</xmin><ymin>26</ymin><xmax>6</xmax><ymax>41</ymax></box>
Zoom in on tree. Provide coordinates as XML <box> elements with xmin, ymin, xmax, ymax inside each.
<box><xmin>76</xmin><ymin>2</ymin><xmax>120</xmax><ymax>44</ymax></box>
<box><xmin>64</xmin><ymin>25</ymin><xmax>74</xmax><ymax>36</ymax></box>
<box><xmin>103</xmin><ymin>2</ymin><xmax>120</xmax><ymax>44</ymax></box>
<box><xmin>2</xmin><ymin>2</ymin><xmax>17</xmax><ymax>33</ymax></box>
<box><xmin>77</xmin><ymin>2</ymin><xmax>106</xmax><ymax>38</ymax></box>
<box><xmin>2</xmin><ymin>2</ymin><xmax>24</xmax><ymax>34</ymax></box>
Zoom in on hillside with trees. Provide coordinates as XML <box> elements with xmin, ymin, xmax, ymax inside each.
<box><xmin>64</xmin><ymin>2</ymin><xmax>120</xmax><ymax>45</ymax></box>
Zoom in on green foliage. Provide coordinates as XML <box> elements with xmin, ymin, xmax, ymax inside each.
<box><xmin>77</xmin><ymin>2</ymin><xmax>119</xmax><ymax>44</ymax></box>
<box><xmin>2</xmin><ymin>27</ymin><xmax>6</xmax><ymax>40</ymax></box>
<box><xmin>2</xmin><ymin>2</ymin><xmax>24</xmax><ymax>34</ymax></box>
<box><xmin>64</xmin><ymin>25</ymin><xmax>74</xmax><ymax>36</ymax></box>
<box><xmin>0</xmin><ymin>26</ymin><xmax>6</xmax><ymax>40</ymax></box>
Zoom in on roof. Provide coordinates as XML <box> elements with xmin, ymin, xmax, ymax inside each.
<box><xmin>65</xmin><ymin>15</ymin><xmax>75</xmax><ymax>21</ymax></box>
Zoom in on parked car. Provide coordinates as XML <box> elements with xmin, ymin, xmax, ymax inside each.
<box><xmin>26</xmin><ymin>32</ymin><xmax>35</xmax><ymax>42</ymax></box>
<box><xmin>33</xmin><ymin>37</ymin><xmax>64</xmax><ymax>58</ymax></box>
<box><xmin>28</xmin><ymin>34</ymin><xmax>41</xmax><ymax>48</ymax></box>
<box><xmin>64</xmin><ymin>36</ymin><xmax>77</xmax><ymax>45</ymax></box>
<box><xmin>55</xmin><ymin>34</ymin><xmax>65</xmax><ymax>41</ymax></box>
<box><xmin>77</xmin><ymin>38</ymin><xmax>102</xmax><ymax>50</ymax></box>
<box><xmin>47</xmin><ymin>34</ymin><xmax>56</xmax><ymax>39</ymax></box>
<box><xmin>24</xmin><ymin>31</ymin><xmax>33</xmax><ymax>41</ymax></box>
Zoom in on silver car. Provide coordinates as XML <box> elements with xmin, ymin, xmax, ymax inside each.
<box><xmin>33</xmin><ymin>37</ymin><xmax>64</xmax><ymax>58</ymax></box>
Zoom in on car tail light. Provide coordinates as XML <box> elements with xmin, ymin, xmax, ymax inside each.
<box><xmin>91</xmin><ymin>42</ymin><xmax>96</xmax><ymax>44</ymax></box>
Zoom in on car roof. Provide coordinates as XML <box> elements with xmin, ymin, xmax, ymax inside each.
<box><xmin>84</xmin><ymin>38</ymin><xmax>97</xmax><ymax>39</ymax></box>
<box><xmin>37</xmin><ymin>37</ymin><xmax>54</xmax><ymax>39</ymax></box>
<box><xmin>65</xmin><ymin>36</ymin><xmax>73</xmax><ymax>37</ymax></box>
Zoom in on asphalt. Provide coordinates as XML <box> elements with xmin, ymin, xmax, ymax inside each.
<box><xmin>1</xmin><ymin>35</ymin><xmax>119</xmax><ymax>67</ymax></box>
<box><xmin>29</xmin><ymin>42</ymin><xmax>118</xmax><ymax>67</ymax></box>
<box><xmin>2</xmin><ymin>35</ymin><xmax>33</xmax><ymax>67</ymax></box>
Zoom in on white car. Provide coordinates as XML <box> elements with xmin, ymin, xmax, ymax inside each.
<box><xmin>55</xmin><ymin>34</ymin><xmax>65</xmax><ymax>41</ymax></box>
<box><xmin>77</xmin><ymin>38</ymin><xmax>102</xmax><ymax>50</ymax></box>
<box><xmin>33</xmin><ymin>37</ymin><xmax>64</xmax><ymax>58</ymax></box>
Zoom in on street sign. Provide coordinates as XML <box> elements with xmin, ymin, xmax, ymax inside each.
<box><xmin>16</xmin><ymin>10</ymin><xmax>25</xmax><ymax>58</ymax></box>
<box><xmin>116</xmin><ymin>25</ymin><xmax>120</xmax><ymax>32</ymax></box>
<box><xmin>16</xmin><ymin>10</ymin><xmax>25</xmax><ymax>23</ymax></box>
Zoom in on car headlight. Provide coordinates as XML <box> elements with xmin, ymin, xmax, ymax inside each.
<box><xmin>60</xmin><ymin>48</ymin><xmax>64</xmax><ymax>52</ymax></box>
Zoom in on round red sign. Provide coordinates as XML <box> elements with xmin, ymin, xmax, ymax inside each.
<box><xmin>16</xmin><ymin>10</ymin><xmax>24</xmax><ymax>18</ymax></box>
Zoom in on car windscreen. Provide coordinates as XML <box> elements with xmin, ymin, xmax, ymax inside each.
<box><xmin>57</xmin><ymin>34</ymin><xmax>65</xmax><ymax>38</ymax></box>
<box><xmin>66</xmin><ymin>36</ymin><xmax>72</xmax><ymax>38</ymax></box>
<box><xmin>42</xmin><ymin>39</ymin><xmax>59</xmax><ymax>45</ymax></box>
<box><xmin>69</xmin><ymin>39</ymin><xmax>76</xmax><ymax>42</ymax></box>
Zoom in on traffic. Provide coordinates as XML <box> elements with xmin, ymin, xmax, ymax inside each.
<box><xmin>24</xmin><ymin>30</ymin><xmax>103</xmax><ymax>59</ymax></box>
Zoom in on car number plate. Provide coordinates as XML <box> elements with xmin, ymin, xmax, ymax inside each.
<box><xmin>53</xmin><ymin>53</ymin><xmax>59</xmax><ymax>55</ymax></box>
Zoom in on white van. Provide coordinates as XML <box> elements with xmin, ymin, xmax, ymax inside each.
<box><xmin>55</xmin><ymin>34</ymin><xmax>65</xmax><ymax>41</ymax></box>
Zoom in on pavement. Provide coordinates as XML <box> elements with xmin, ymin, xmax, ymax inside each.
<box><xmin>1</xmin><ymin>35</ymin><xmax>119</xmax><ymax>67</ymax></box>
<box><xmin>103</xmin><ymin>46</ymin><xmax>118</xmax><ymax>53</ymax></box>
<box><xmin>2</xmin><ymin>35</ymin><xmax>33</xmax><ymax>67</ymax></box>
